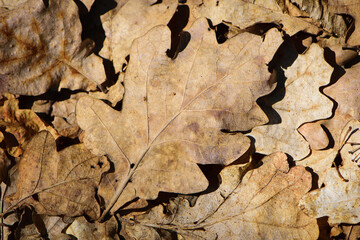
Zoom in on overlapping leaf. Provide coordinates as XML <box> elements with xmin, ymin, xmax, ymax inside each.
<box><xmin>250</xmin><ymin>44</ymin><xmax>333</xmax><ymax>160</ymax></box>
<box><xmin>0</xmin><ymin>0</ymin><xmax>105</xmax><ymax>95</ymax></box>
<box><xmin>76</xmin><ymin>18</ymin><xmax>283</xmax><ymax>213</ymax></box>
<box><xmin>128</xmin><ymin>153</ymin><xmax>318</xmax><ymax>240</ymax></box>
<box><xmin>6</xmin><ymin>131</ymin><xmax>110</xmax><ymax>220</ymax></box>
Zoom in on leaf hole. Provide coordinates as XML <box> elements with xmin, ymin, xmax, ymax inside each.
<box><xmin>90</xmin><ymin>165</ymin><xmax>95</xmax><ymax>169</ymax></box>
<box><xmin>130</xmin><ymin>163</ymin><xmax>135</xmax><ymax>169</ymax></box>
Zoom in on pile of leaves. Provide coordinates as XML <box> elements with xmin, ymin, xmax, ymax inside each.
<box><xmin>1</xmin><ymin>0</ymin><xmax>360</xmax><ymax>239</ymax></box>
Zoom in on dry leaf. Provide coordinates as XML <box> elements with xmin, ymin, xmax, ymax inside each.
<box><xmin>299</xmin><ymin>120</ymin><xmax>360</xmax><ymax>224</ymax></box>
<box><xmin>0</xmin><ymin>94</ymin><xmax>57</xmax><ymax>157</ymax></box>
<box><xmin>188</xmin><ymin>0</ymin><xmax>322</xmax><ymax>35</ymax></box>
<box><xmin>299</xmin><ymin>166</ymin><xmax>360</xmax><ymax>224</ymax></box>
<box><xmin>77</xmin><ymin>18</ymin><xmax>283</xmax><ymax>214</ymax></box>
<box><xmin>0</xmin><ymin>0</ymin><xmax>105</xmax><ymax>95</ymax></box>
<box><xmin>250</xmin><ymin>44</ymin><xmax>333</xmax><ymax>160</ymax></box>
<box><xmin>6</xmin><ymin>131</ymin><xmax>110</xmax><ymax>220</ymax></box>
<box><xmin>99</xmin><ymin>0</ymin><xmax>177</xmax><ymax>72</ymax></box>
<box><xmin>66</xmin><ymin>216</ymin><xmax>120</xmax><ymax>240</ymax></box>
<box><xmin>298</xmin><ymin>122</ymin><xmax>329</xmax><ymax>150</ymax></box>
<box><xmin>277</xmin><ymin>0</ymin><xmax>347</xmax><ymax>37</ymax></box>
<box><xmin>328</xmin><ymin>0</ymin><xmax>360</xmax><ymax>45</ymax></box>
<box><xmin>128</xmin><ymin>152</ymin><xmax>318</xmax><ymax>240</ymax></box>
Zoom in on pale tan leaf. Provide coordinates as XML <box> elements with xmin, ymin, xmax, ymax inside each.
<box><xmin>298</xmin><ymin>122</ymin><xmax>329</xmax><ymax>150</ymax></box>
<box><xmin>249</xmin><ymin>44</ymin><xmax>333</xmax><ymax>160</ymax></box>
<box><xmin>99</xmin><ymin>0</ymin><xmax>177</xmax><ymax>73</ymax></box>
<box><xmin>5</xmin><ymin>131</ymin><xmax>110</xmax><ymax>220</ymax></box>
<box><xmin>299</xmin><ymin>166</ymin><xmax>360</xmax><ymax>224</ymax></box>
<box><xmin>77</xmin><ymin>18</ymin><xmax>283</xmax><ymax>214</ymax></box>
<box><xmin>130</xmin><ymin>152</ymin><xmax>318</xmax><ymax>240</ymax></box>
<box><xmin>0</xmin><ymin>0</ymin><xmax>105</xmax><ymax>95</ymax></box>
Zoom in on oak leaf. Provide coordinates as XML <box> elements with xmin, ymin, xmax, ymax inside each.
<box><xmin>249</xmin><ymin>44</ymin><xmax>333</xmax><ymax>160</ymax></box>
<box><xmin>128</xmin><ymin>152</ymin><xmax>318</xmax><ymax>240</ymax></box>
<box><xmin>99</xmin><ymin>0</ymin><xmax>177</xmax><ymax>73</ymax></box>
<box><xmin>6</xmin><ymin>131</ymin><xmax>110</xmax><ymax>220</ymax></box>
<box><xmin>76</xmin><ymin>18</ymin><xmax>283</xmax><ymax>214</ymax></box>
<box><xmin>0</xmin><ymin>0</ymin><xmax>105</xmax><ymax>95</ymax></box>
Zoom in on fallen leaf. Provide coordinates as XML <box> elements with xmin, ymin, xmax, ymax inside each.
<box><xmin>128</xmin><ymin>152</ymin><xmax>318</xmax><ymax>240</ymax></box>
<box><xmin>66</xmin><ymin>216</ymin><xmax>120</xmax><ymax>240</ymax></box>
<box><xmin>99</xmin><ymin>0</ymin><xmax>177</xmax><ymax>72</ymax></box>
<box><xmin>0</xmin><ymin>0</ymin><xmax>105</xmax><ymax>95</ymax></box>
<box><xmin>327</xmin><ymin>0</ymin><xmax>360</xmax><ymax>45</ymax></box>
<box><xmin>299</xmin><ymin>165</ymin><xmax>360</xmax><ymax>224</ymax></box>
<box><xmin>277</xmin><ymin>0</ymin><xmax>347</xmax><ymax>37</ymax></box>
<box><xmin>188</xmin><ymin>0</ymin><xmax>322</xmax><ymax>35</ymax></box>
<box><xmin>0</xmin><ymin>94</ymin><xmax>57</xmax><ymax>157</ymax></box>
<box><xmin>6</xmin><ymin>131</ymin><xmax>110</xmax><ymax>220</ymax></box>
<box><xmin>249</xmin><ymin>44</ymin><xmax>333</xmax><ymax>160</ymax></box>
<box><xmin>77</xmin><ymin>18</ymin><xmax>283</xmax><ymax>214</ymax></box>
<box><xmin>298</xmin><ymin>122</ymin><xmax>329</xmax><ymax>150</ymax></box>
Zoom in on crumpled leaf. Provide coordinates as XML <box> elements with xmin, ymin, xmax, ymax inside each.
<box><xmin>77</xmin><ymin>18</ymin><xmax>283</xmax><ymax>214</ymax></box>
<box><xmin>66</xmin><ymin>216</ymin><xmax>120</xmax><ymax>240</ymax></box>
<box><xmin>128</xmin><ymin>152</ymin><xmax>318</xmax><ymax>240</ymax></box>
<box><xmin>6</xmin><ymin>131</ymin><xmax>110</xmax><ymax>220</ymax></box>
<box><xmin>0</xmin><ymin>0</ymin><xmax>105</xmax><ymax>95</ymax></box>
<box><xmin>276</xmin><ymin>0</ymin><xmax>347</xmax><ymax>38</ymax></box>
<box><xmin>0</xmin><ymin>94</ymin><xmax>57</xmax><ymax>157</ymax></box>
<box><xmin>99</xmin><ymin>0</ymin><xmax>177</xmax><ymax>73</ymax></box>
<box><xmin>327</xmin><ymin>0</ymin><xmax>360</xmax><ymax>45</ymax></box>
<box><xmin>300</xmin><ymin>120</ymin><xmax>360</xmax><ymax>224</ymax></box>
<box><xmin>188</xmin><ymin>0</ymin><xmax>322</xmax><ymax>35</ymax></box>
<box><xmin>250</xmin><ymin>44</ymin><xmax>333</xmax><ymax>160</ymax></box>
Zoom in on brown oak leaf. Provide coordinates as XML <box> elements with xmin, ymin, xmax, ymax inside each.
<box><xmin>249</xmin><ymin>44</ymin><xmax>333</xmax><ymax>160</ymax></box>
<box><xmin>0</xmin><ymin>0</ymin><xmax>105</xmax><ymax>95</ymax></box>
<box><xmin>0</xmin><ymin>94</ymin><xmax>57</xmax><ymax>157</ymax></box>
<box><xmin>6</xmin><ymin>131</ymin><xmax>110</xmax><ymax>220</ymax></box>
<box><xmin>127</xmin><ymin>152</ymin><xmax>318</xmax><ymax>240</ymax></box>
<box><xmin>76</xmin><ymin>18</ymin><xmax>283</xmax><ymax>215</ymax></box>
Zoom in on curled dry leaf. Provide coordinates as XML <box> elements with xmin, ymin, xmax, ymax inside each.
<box><xmin>250</xmin><ymin>44</ymin><xmax>333</xmax><ymax>160</ymax></box>
<box><xmin>99</xmin><ymin>0</ymin><xmax>177</xmax><ymax>73</ymax></box>
<box><xmin>128</xmin><ymin>152</ymin><xmax>318</xmax><ymax>240</ymax></box>
<box><xmin>76</xmin><ymin>18</ymin><xmax>283</xmax><ymax>214</ymax></box>
<box><xmin>327</xmin><ymin>0</ymin><xmax>360</xmax><ymax>45</ymax></box>
<box><xmin>0</xmin><ymin>94</ymin><xmax>57</xmax><ymax>157</ymax></box>
<box><xmin>0</xmin><ymin>0</ymin><xmax>105</xmax><ymax>95</ymax></box>
<box><xmin>5</xmin><ymin>131</ymin><xmax>110</xmax><ymax>220</ymax></box>
<box><xmin>277</xmin><ymin>0</ymin><xmax>347</xmax><ymax>37</ymax></box>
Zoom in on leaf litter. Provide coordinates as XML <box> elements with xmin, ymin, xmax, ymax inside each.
<box><xmin>0</xmin><ymin>0</ymin><xmax>360</xmax><ymax>239</ymax></box>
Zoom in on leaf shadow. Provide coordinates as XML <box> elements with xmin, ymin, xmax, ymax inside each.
<box><xmin>256</xmin><ymin>33</ymin><xmax>299</xmax><ymax>125</ymax></box>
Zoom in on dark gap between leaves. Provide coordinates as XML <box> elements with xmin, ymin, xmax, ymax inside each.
<box><xmin>166</xmin><ymin>4</ymin><xmax>190</xmax><ymax>59</ymax></box>
<box><xmin>257</xmin><ymin>34</ymin><xmax>299</xmax><ymax>125</ymax></box>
